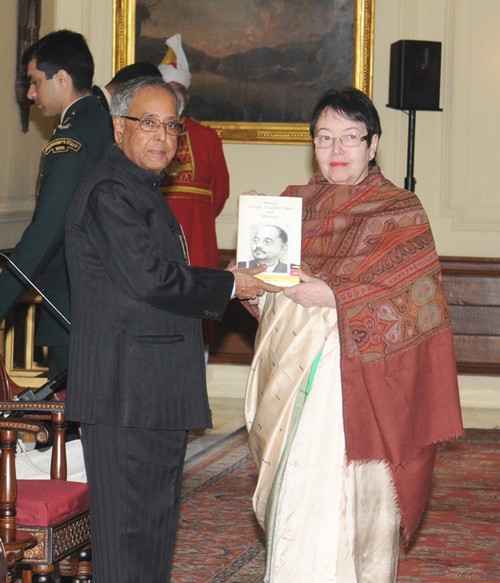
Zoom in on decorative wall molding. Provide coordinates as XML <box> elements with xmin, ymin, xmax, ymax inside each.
<box><xmin>440</xmin><ymin>0</ymin><xmax>500</xmax><ymax>232</ymax></box>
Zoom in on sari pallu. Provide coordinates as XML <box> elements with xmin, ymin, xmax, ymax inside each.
<box><xmin>245</xmin><ymin>294</ymin><xmax>337</xmax><ymax>531</ymax></box>
<box><xmin>280</xmin><ymin>166</ymin><xmax>463</xmax><ymax>538</ymax></box>
<box><xmin>246</xmin><ymin>294</ymin><xmax>401</xmax><ymax>581</ymax></box>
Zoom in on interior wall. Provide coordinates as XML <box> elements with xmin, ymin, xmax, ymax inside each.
<box><xmin>0</xmin><ymin>1</ymin><xmax>55</xmax><ymax>248</ymax></box>
<box><xmin>0</xmin><ymin>0</ymin><xmax>112</xmax><ymax>250</ymax></box>
<box><xmin>372</xmin><ymin>0</ymin><xmax>500</xmax><ymax>259</ymax></box>
<box><xmin>4</xmin><ymin>0</ymin><xmax>499</xmax><ymax>259</ymax></box>
<box><xmin>218</xmin><ymin>0</ymin><xmax>500</xmax><ymax>261</ymax></box>
<box><xmin>221</xmin><ymin>0</ymin><xmax>500</xmax><ymax>413</ymax></box>
<box><xmin>371</xmin><ymin>0</ymin><xmax>500</xmax><ymax>411</ymax></box>
<box><xmin>51</xmin><ymin>0</ymin><xmax>113</xmax><ymax>85</ymax></box>
<box><xmin>0</xmin><ymin>0</ymin><xmax>498</xmax><ymax>412</ymax></box>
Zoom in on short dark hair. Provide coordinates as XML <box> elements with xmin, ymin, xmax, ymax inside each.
<box><xmin>109</xmin><ymin>62</ymin><xmax>162</xmax><ymax>86</ymax></box>
<box><xmin>22</xmin><ymin>30</ymin><xmax>94</xmax><ymax>92</ymax></box>
<box><xmin>310</xmin><ymin>87</ymin><xmax>382</xmax><ymax>166</ymax></box>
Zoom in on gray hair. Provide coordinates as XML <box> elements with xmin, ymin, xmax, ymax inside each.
<box><xmin>109</xmin><ymin>76</ymin><xmax>185</xmax><ymax>119</ymax></box>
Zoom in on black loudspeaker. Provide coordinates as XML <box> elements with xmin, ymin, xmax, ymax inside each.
<box><xmin>388</xmin><ymin>40</ymin><xmax>442</xmax><ymax>110</ymax></box>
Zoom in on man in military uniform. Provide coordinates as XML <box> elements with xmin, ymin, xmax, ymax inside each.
<box><xmin>0</xmin><ymin>30</ymin><xmax>114</xmax><ymax>379</ymax></box>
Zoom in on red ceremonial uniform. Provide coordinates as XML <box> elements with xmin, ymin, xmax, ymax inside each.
<box><xmin>160</xmin><ymin>117</ymin><xmax>229</xmax><ymax>270</ymax></box>
<box><xmin>160</xmin><ymin>117</ymin><xmax>230</xmax><ymax>343</ymax></box>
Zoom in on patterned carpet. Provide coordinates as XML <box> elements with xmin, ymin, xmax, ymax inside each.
<box><xmin>170</xmin><ymin>427</ymin><xmax>500</xmax><ymax>582</ymax></box>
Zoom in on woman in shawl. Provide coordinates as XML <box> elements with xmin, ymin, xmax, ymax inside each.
<box><xmin>245</xmin><ymin>87</ymin><xmax>463</xmax><ymax>582</ymax></box>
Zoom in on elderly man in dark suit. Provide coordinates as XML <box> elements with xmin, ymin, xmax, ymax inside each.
<box><xmin>64</xmin><ymin>76</ymin><xmax>280</xmax><ymax>583</ymax></box>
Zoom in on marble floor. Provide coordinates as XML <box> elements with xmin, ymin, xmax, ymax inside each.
<box><xmin>186</xmin><ymin>364</ymin><xmax>500</xmax><ymax>460</ymax></box>
<box><xmin>186</xmin><ymin>397</ymin><xmax>245</xmax><ymax>460</ymax></box>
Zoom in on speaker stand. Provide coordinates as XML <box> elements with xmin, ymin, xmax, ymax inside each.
<box><xmin>405</xmin><ymin>109</ymin><xmax>416</xmax><ymax>192</ymax></box>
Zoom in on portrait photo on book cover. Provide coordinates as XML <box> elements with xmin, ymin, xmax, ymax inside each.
<box><xmin>237</xmin><ymin>223</ymin><xmax>290</xmax><ymax>273</ymax></box>
<box><xmin>237</xmin><ymin>195</ymin><xmax>302</xmax><ymax>285</ymax></box>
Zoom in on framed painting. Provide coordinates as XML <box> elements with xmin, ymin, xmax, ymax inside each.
<box><xmin>113</xmin><ymin>0</ymin><xmax>374</xmax><ymax>144</ymax></box>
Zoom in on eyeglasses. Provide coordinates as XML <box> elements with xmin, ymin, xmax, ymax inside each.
<box><xmin>120</xmin><ymin>116</ymin><xmax>185</xmax><ymax>136</ymax></box>
<box><xmin>313</xmin><ymin>133</ymin><xmax>368</xmax><ymax>149</ymax></box>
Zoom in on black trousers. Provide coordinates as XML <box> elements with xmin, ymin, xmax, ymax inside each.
<box><xmin>80</xmin><ymin>423</ymin><xmax>188</xmax><ymax>582</ymax></box>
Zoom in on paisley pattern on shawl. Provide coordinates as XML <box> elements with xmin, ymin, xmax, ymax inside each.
<box><xmin>282</xmin><ymin>166</ymin><xmax>463</xmax><ymax>537</ymax></box>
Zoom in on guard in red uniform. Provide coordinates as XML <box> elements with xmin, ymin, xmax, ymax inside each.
<box><xmin>159</xmin><ymin>34</ymin><xmax>230</xmax><ymax>352</ymax></box>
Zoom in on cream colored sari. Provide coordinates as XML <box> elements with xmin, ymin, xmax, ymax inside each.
<box><xmin>245</xmin><ymin>293</ymin><xmax>400</xmax><ymax>582</ymax></box>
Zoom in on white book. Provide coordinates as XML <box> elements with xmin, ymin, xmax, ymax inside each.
<box><xmin>237</xmin><ymin>194</ymin><xmax>302</xmax><ymax>286</ymax></box>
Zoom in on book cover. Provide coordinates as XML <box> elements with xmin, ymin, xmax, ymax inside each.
<box><xmin>236</xmin><ymin>194</ymin><xmax>302</xmax><ymax>286</ymax></box>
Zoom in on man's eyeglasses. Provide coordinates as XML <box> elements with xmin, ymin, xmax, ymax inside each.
<box><xmin>120</xmin><ymin>116</ymin><xmax>185</xmax><ymax>136</ymax></box>
<box><xmin>313</xmin><ymin>133</ymin><xmax>368</xmax><ymax>149</ymax></box>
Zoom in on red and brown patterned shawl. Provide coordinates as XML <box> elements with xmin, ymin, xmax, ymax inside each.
<box><xmin>282</xmin><ymin>166</ymin><xmax>464</xmax><ymax>538</ymax></box>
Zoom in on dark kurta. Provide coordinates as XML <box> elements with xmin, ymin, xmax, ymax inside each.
<box><xmin>65</xmin><ymin>143</ymin><xmax>234</xmax><ymax>582</ymax></box>
<box><xmin>65</xmin><ymin>144</ymin><xmax>234</xmax><ymax>430</ymax></box>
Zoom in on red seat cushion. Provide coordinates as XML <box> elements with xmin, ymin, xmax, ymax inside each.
<box><xmin>17</xmin><ymin>480</ymin><xmax>89</xmax><ymax>527</ymax></box>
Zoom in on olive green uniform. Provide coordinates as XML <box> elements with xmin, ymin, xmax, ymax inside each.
<box><xmin>0</xmin><ymin>95</ymin><xmax>113</xmax><ymax>375</ymax></box>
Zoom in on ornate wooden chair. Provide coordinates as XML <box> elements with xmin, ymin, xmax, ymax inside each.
<box><xmin>0</xmin><ymin>355</ymin><xmax>91</xmax><ymax>583</ymax></box>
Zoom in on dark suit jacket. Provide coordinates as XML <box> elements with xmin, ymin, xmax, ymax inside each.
<box><xmin>0</xmin><ymin>95</ymin><xmax>113</xmax><ymax>347</ymax></box>
<box><xmin>65</xmin><ymin>145</ymin><xmax>234</xmax><ymax>430</ymax></box>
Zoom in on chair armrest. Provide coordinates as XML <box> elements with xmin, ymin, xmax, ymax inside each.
<box><xmin>0</xmin><ymin>419</ymin><xmax>50</xmax><ymax>445</ymax></box>
<box><xmin>0</xmin><ymin>401</ymin><xmax>67</xmax><ymax>480</ymax></box>
<box><xmin>0</xmin><ymin>401</ymin><xmax>65</xmax><ymax>415</ymax></box>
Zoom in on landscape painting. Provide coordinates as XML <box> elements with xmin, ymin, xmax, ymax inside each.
<box><xmin>115</xmin><ymin>0</ymin><xmax>374</xmax><ymax>143</ymax></box>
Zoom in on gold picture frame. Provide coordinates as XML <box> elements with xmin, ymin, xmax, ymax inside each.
<box><xmin>112</xmin><ymin>0</ymin><xmax>374</xmax><ymax>144</ymax></box>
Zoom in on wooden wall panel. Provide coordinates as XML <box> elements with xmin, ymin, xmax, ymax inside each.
<box><xmin>212</xmin><ymin>252</ymin><xmax>500</xmax><ymax>375</ymax></box>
